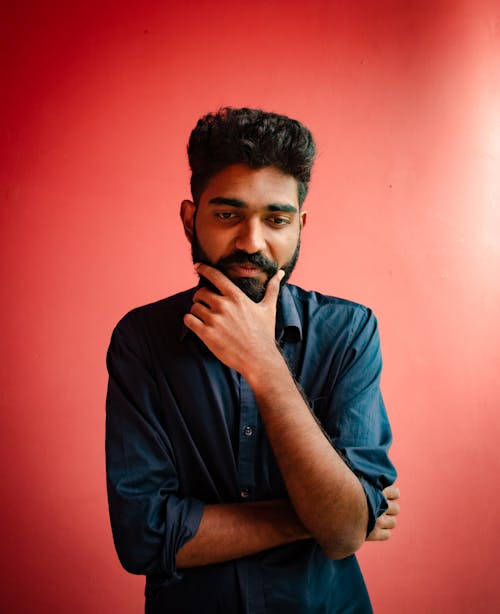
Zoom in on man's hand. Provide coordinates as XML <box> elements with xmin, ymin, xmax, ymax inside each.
<box><xmin>184</xmin><ymin>263</ymin><xmax>284</xmax><ymax>376</ymax></box>
<box><xmin>366</xmin><ymin>485</ymin><xmax>400</xmax><ymax>541</ymax></box>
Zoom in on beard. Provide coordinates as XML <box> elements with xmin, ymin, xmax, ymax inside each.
<box><xmin>190</xmin><ymin>224</ymin><xmax>300</xmax><ymax>303</ymax></box>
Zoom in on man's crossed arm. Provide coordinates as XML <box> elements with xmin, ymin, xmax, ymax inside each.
<box><xmin>176</xmin><ymin>486</ymin><xmax>400</xmax><ymax>568</ymax></box>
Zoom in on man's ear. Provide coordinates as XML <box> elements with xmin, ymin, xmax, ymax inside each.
<box><xmin>300</xmin><ymin>210</ymin><xmax>307</xmax><ymax>229</ymax></box>
<box><xmin>180</xmin><ymin>199</ymin><xmax>196</xmax><ymax>243</ymax></box>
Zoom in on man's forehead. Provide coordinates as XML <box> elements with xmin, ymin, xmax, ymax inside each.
<box><xmin>200</xmin><ymin>163</ymin><xmax>300</xmax><ymax>208</ymax></box>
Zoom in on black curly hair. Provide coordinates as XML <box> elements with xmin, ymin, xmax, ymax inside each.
<box><xmin>187</xmin><ymin>107</ymin><xmax>316</xmax><ymax>206</ymax></box>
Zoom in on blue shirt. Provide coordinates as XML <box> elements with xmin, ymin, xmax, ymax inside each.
<box><xmin>106</xmin><ymin>283</ymin><xmax>397</xmax><ymax>613</ymax></box>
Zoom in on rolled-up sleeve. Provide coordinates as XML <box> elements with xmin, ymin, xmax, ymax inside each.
<box><xmin>323</xmin><ymin>307</ymin><xmax>397</xmax><ymax>534</ymax></box>
<box><xmin>105</xmin><ymin>315</ymin><xmax>204</xmax><ymax>582</ymax></box>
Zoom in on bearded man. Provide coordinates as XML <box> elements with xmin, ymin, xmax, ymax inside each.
<box><xmin>106</xmin><ymin>107</ymin><xmax>399</xmax><ymax>613</ymax></box>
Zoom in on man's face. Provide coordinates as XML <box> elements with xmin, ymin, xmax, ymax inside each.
<box><xmin>181</xmin><ymin>164</ymin><xmax>306</xmax><ymax>302</ymax></box>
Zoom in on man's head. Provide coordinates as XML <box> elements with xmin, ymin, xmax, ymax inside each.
<box><xmin>188</xmin><ymin>107</ymin><xmax>316</xmax><ymax>207</ymax></box>
<box><xmin>181</xmin><ymin>108</ymin><xmax>316</xmax><ymax>301</ymax></box>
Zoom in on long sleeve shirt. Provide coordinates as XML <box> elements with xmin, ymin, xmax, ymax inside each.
<box><xmin>106</xmin><ymin>283</ymin><xmax>397</xmax><ymax>613</ymax></box>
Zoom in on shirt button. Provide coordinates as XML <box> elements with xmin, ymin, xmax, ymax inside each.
<box><xmin>240</xmin><ymin>488</ymin><xmax>250</xmax><ymax>499</ymax></box>
<box><xmin>243</xmin><ymin>425</ymin><xmax>254</xmax><ymax>437</ymax></box>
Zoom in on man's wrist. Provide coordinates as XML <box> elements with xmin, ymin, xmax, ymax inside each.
<box><xmin>241</xmin><ymin>342</ymin><xmax>289</xmax><ymax>388</ymax></box>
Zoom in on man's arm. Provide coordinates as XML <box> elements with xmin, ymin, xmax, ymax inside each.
<box><xmin>185</xmin><ymin>265</ymin><xmax>378</xmax><ymax>559</ymax></box>
<box><xmin>176</xmin><ymin>487</ymin><xmax>400</xmax><ymax>568</ymax></box>
<box><xmin>176</xmin><ymin>499</ymin><xmax>309</xmax><ymax>567</ymax></box>
<box><xmin>246</xmin><ymin>359</ymin><xmax>368</xmax><ymax>558</ymax></box>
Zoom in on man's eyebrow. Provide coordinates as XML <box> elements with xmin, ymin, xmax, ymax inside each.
<box><xmin>208</xmin><ymin>197</ymin><xmax>297</xmax><ymax>213</ymax></box>
<box><xmin>266</xmin><ymin>204</ymin><xmax>298</xmax><ymax>213</ymax></box>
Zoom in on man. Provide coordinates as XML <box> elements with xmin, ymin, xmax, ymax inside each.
<box><xmin>106</xmin><ymin>107</ymin><xmax>399</xmax><ymax>613</ymax></box>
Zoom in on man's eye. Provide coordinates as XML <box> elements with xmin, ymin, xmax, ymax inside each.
<box><xmin>215</xmin><ymin>212</ymin><xmax>238</xmax><ymax>221</ymax></box>
<box><xmin>268</xmin><ymin>216</ymin><xmax>291</xmax><ymax>226</ymax></box>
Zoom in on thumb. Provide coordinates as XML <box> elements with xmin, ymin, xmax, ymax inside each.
<box><xmin>262</xmin><ymin>269</ymin><xmax>285</xmax><ymax>306</ymax></box>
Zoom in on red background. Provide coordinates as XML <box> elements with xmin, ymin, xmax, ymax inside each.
<box><xmin>2</xmin><ymin>1</ymin><xmax>500</xmax><ymax>612</ymax></box>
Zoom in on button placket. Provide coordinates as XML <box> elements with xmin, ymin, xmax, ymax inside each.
<box><xmin>237</xmin><ymin>374</ymin><xmax>258</xmax><ymax>501</ymax></box>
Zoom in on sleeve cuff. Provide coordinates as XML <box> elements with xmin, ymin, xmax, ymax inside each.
<box><xmin>159</xmin><ymin>496</ymin><xmax>205</xmax><ymax>587</ymax></box>
<box><xmin>358</xmin><ymin>476</ymin><xmax>388</xmax><ymax>536</ymax></box>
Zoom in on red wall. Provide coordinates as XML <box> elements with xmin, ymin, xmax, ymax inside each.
<box><xmin>2</xmin><ymin>1</ymin><xmax>499</xmax><ymax>612</ymax></box>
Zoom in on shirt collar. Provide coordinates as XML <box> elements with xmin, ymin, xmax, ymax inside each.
<box><xmin>179</xmin><ymin>283</ymin><xmax>303</xmax><ymax>343</ymax></box>
<box><xmin>276</xmin><ymin>283</ymin><xmax>302</xmax><ymax>343</ymax></box>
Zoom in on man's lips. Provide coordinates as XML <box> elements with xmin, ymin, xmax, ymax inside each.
<box><xmin>226</xmin><ymin>263</ymin><xmax>264</xmax><ymax>277</ymax></box>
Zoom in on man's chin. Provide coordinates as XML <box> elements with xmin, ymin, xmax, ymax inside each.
<box><xmin>230</xmin><ymin>275</ymin><xmax>267</xmax><ymax>303</ymax></box>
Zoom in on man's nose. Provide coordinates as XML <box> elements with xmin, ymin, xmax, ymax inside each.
<box><xmin>235</xmin><ymin>219</ymin><xmax>266</xmax><ymax>253</ymax></box>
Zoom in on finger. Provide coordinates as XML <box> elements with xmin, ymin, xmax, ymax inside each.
<box><xmin>261</xmin><ymin>269</ymin><xmax>285</xmax><ymax>306</ymax></box>
<box><xmin>189</xmin><ymin>301</ymin><xmax>212</xmax><ymax>323</ymax></box>
<box><xmin>195</xmin><ymin>263</ymin><xmax>241</xmax><ymax>297</ymax></box>
<box><xmin>383</xmin><ymin>485</ymin><xmax>400</xmax><ymax>501</ymax></box>
<box><xmin>183</xmin><ymin>312</ymin><xmax>205</xmax><ymax>335</ymax></box>
<box><xmin>386</xmin><ymin>500</ymin><xmax>400</xmax><ymax>516</ymax></box>
<box><xmin>366</xmin><ymin>527</ymin><xmax>391</xmax><ymax>542</ymax></box>
<box><xmin>377</xmin><ymin>529</ymin><xmax>392</xmax><ymax>541</ymax></box>
<box><xmin>193</xmin><ymin>287</ymin><xmax>222</xmax><ymax>309</ymax></box>
<box><xmin>377</xmin><ymin>515</ymin><xmax>397</xmax><ymax>530</ymax></box>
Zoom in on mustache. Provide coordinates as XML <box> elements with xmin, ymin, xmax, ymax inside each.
<box><xmin>216</xmin><ymin>251</ymin><xmax>278</xmax><ymax>276</ymax></box>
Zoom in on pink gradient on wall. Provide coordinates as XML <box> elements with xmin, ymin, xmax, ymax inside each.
<box><xmin>1</xmin><ymin>1</ymin><xmax>499</xmax><ymax>612</ymax></box>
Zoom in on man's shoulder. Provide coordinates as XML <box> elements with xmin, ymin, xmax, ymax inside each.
<box><xmin>286</xmin><ymin>284</ymin><xmax>380</xmax><ymax>356</ymax></box>
<box><xmin>286</xmin><ymin>283</ymin><xmax>371</xmax><ymax>317</ymax></box>
<box><xmin>112</xmin><ymin>288</ymin><xmax>195</xmax><ymax>334</ymax></box>
<box><xmin>284</xmin><ymin>284</ymin><xmax>378</xmax><ymax>343</ymax></box>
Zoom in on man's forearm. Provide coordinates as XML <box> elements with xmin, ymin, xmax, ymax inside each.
<box><xmin>176</xmin><ymin>499</ymin><xmax>309</xmax><ymax>568</ymax></box>
<box><xmin>244</xmin><ymin>351</ymin><xmax>368</xmax><ymax>560</ymax></box>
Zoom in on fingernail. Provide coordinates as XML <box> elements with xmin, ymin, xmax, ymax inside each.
<box><xmin>278</xmin><ymin>270</ymin><xmax>285</xmax><ymax>281</ymax></box>
<box><xmin>194</xmin><ymin>263</ymin><xmax>200</xmax><ymax>270</ymax></box>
